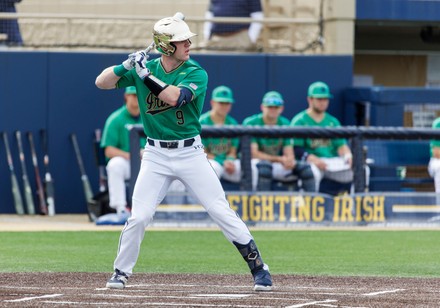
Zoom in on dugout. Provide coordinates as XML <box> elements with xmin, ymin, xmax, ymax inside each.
<box><xmin>343</xmin><ymin>86</ymin><xmax>440</xmax><ymax>192</ymax></box>
<box><xmin>343</xmin><ymin>86</ymin><xmax>440</xmax><ymax>127</ymax></box>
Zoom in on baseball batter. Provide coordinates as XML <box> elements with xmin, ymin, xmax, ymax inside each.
<box><xmin>95</xmin><ymin>13</ymin><xmax>272</xmax><ymax>291</ymax></box>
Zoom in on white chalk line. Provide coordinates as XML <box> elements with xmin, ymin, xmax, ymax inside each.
<box><xmin>362</xmin><ymin>289</ymin><xmax>405</xmax><ymax>296</ymax></box>
<box><xmin>4</xmin><ymin>293</ymin><xmax>63</xmax><ymax>302</ymax></box>
<box><xmin>285</xmin><ymin>299</ymin><xmax>338</xmax><ymax>308</ymax></box>
<box><xmin>41</xmin><ymin>300</ymin><xmax>264</xmax><ymax>307</ymax></box>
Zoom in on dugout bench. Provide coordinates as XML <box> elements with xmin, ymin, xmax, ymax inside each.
<box><xmin>365</xmin><ymin>140</ymin><xmax>434</xmax><ymax>192</ymax></box>
<box><xmin>127</xmin><ymin>125</ymin><xmax>440</xmax><ymax>202</ymax></box>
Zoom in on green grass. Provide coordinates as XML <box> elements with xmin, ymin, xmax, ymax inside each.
<box><xmin>0</xmin><ymin>230</ymin><xmax>439</xmax><ymax>277</ymax></box>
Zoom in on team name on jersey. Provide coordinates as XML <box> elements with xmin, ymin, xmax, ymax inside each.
<box><xmin>208</xmin><ymin>140</ymin><xmax>232</xmax><ymax>155</ymax></box>
<box><xmin>309</xmin><ymin>138</ymin><xmax>331</xmax><ymax>148</ymax></box>
<box><xmin>144</xmin><ymin>93</ymin><xmax>173</xmax><ymax>115</ymax></box>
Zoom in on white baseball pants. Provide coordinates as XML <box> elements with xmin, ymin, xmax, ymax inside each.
<box><xmin>113</xmin><ymin>135</ymin><xmax>253</xmax><ymax>275</ymax></box>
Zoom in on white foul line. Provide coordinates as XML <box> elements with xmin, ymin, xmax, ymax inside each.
<box><xmin>4</xmin><ymin>293</ymin><xmax>63</xmax><ymax>302</ymax></box>
<box><xmin>285</xmin><ymin>299</ymin><xmax>338</xmax><ymax>308</ymax></box>
<box><xmin>363</xmin><ymin>289</ymin><xmax>405</xmax><ymax>296</ymax></box>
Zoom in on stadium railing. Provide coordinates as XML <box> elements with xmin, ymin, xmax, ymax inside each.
<box><xmin>0</xmin><ymin>12</ymin><xmax>317</xmax><ymax>52</ymax></box>
<box><xmin>128</xmin><ymin>124</ymin><xmax>440</xmax><ymax>200</ymax></box>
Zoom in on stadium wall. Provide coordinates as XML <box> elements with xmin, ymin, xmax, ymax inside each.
<box><xmin>0</xmin><ymin>51</ymin><xmax>352</xmax><ymax>214</ymax></box>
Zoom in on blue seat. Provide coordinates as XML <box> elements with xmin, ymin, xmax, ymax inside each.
<box><xmin>364</xmin><ymin>140</ymin><xmax>432</xmax><ymax>192</ymax></box>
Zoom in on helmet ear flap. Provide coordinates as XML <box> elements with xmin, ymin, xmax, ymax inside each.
<box><xmin>153</xmin><ymin>31</ymin><xmax>176</xmax><ymax>56</ymax></box>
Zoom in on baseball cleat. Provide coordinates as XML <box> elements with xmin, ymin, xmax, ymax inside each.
<box><xmin>106</xmin><ymin>269</ymin><xmax>128</xmax><ymax>289</ymax></box>
<box><xmin>252</xmin><ymin>265</ymin><xmax>273</xmax><ymax>292</ymax></box>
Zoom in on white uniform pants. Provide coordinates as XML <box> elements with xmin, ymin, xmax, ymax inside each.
<box><xmin>310</xmin><ymin>157</ymin><xmax>370</xmax><ymax>192</ymax></box>
<box><xmin>113</xmin><ymin>135</ymin><xmax>253</xmax><ymax>275</ymax></box>
<box><xmin>209</xmin><ymin>159</ymin><xmax>241</xmax><ymax>183</ymax></box>
<box><xmin>428</xmin><ymin>158</ymin><xmax>440</xmax><ymax>192</ymax></box>
<box><xmin>106</xmin><ymin>156</ymin><xmax>130</xmax><ymax>214</ymax></box>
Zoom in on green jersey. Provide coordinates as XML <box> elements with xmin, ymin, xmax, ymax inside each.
<box><xmin>117</xmin><ymin>58</ymin><xmax>208</xmax><ymax>140</ymax></box>
<box><xmin>101</xmin><ymin>105</ymin><xmax>146</xmax><ymax>155</ymax></box>
<box><xmin>242</xmin><ymin>113</ymin><xmax>293</xmax><ymax>156</ymax></box>
<box><xmin>199</xmin><ymin>111</ymin><xmax>239</xmax><ymax>165</ymax></box>
<box><xmin>290</xmin><ymin>110</ymin><xmax>346</xmax><ymax>158</ymax></box>
<box><xmin>430</xmin><ymin>117</ymin><xmax>440</xmax><ymax>156</ymax></box>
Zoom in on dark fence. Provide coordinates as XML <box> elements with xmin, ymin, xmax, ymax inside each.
<box><xmin>129</xmin><ymin>125</ymin><xmax>440</xmax><ymax>200</ymax></box>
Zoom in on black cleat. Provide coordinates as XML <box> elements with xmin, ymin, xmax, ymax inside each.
<box><xmin>106</xmin><ymin>269</ymin><xmax>128</xmax><ymax>289</ymax></box>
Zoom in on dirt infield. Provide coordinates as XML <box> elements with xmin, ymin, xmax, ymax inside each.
<box><xmin>1</xmin><ymin>272</ymin><xmax>440</xmax><ymax>307</ymax></box>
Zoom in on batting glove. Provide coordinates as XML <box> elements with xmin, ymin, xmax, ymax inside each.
<box><xmin>121</xmin><ymin>52</ymin><xmax>136</xmax><ymax>70</ymax></box>
<box><xmin>135</xmin><ymin>51</ymin><xmax>151</xmax><ymax>79</ymax></box>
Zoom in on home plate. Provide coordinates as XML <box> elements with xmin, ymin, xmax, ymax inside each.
<box><xmin>192</xmin><ymin>294</ymin><xmax>251</xmax><ymax>298</ymax></box>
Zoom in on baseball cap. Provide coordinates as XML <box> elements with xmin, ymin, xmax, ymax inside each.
<box><xmin>211</xmin><ymin>86</ymin><xmax>234</xmax><ymax>103</ymax></box>
<box><xmin>262</xmin><ymin>91</ymin><xmax>284</xmax><ymax>107</ymax></box>
<box><xmin>125</xmin><ymin>86</ymin><xmax>137</xmax><ymax>95</ymax></box>
<box><xmin>308</xmin><ymin>81</ymin><xmax>333</xmax><ymax>98</ymax></box>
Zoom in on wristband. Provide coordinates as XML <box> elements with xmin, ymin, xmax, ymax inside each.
<box><xmin>226</xmin><ymin>156</ymin><xmax>236</xmax><ymax>161</ymax></box>
<box><xmin>113</xmin><ymin>65</ymin><xmax>128</xmax><ymax>77</ymax></box>
<box><xmin>143</xmin><ymin>74</ymin><xmax>169</xmax><ymax>97</ymax></box>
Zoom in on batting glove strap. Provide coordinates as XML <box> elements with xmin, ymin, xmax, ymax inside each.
<box><xmin>122</xmin><ymin>52</ymin><xmax>137</xmax><ymax>70</ymax></box>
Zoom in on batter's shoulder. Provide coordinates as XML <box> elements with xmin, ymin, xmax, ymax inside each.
<box><xmin>185</xmin><ymin>59</ymin><xmax>206</xmax><ymax>72</ymax></box>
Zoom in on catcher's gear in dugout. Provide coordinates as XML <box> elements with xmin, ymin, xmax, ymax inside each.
<box><xmin>256</xmin><ymin>160</ymin><xmax>273</xmax><ymax>191</ymax></box>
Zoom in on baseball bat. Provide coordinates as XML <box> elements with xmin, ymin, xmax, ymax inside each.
<box><xmin>15</xmin><ymin>130</ymin><xmax>36</xmax><ymax>215</ymax></box>
<box><xmin>2</xmin><ymin>132</ymin><xmax>25</xmax><ymax>215</ymax></box>
<box><xmin>70</xmin><ymin>133</ymin><xmax>97</xmax><ymax>222</ymax></box>
<box><xmin>40</xmin><ymin>129</ymin><xmax>55</xmax><ymax>216</ymax></box>
<box><xmin>94</xmin><ymin>129</ymin><xmax>107</xmax><ymax>193</ymax></box>
<box><xmin>27</xmin><ymin>131</ymin><xmax>48</xmax><ymax>215</ymax></box>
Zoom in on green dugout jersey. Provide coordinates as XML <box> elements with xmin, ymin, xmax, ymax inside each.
<box><xmin>100</xmin><ymin>105</ymin><xmax>146</xmax><ymax>155</ymax></box>
<box><xmin>242</xmin><ymin>113</ymin><xmax>293</xmax><ymax>156</ymax></box>
<box><xmin>430</xmin><ymin>117</ymin><xmax>440</xmax><ymax>156</ymax></box>
<box><xmin>199</xmin><ymin>111</ymin><xmax>239</xmax><ymax>165</ymax></box>
<box><xmin>116</xmin><ymin>58</ymin><xmax>208</xmax><ymax>140</ymax></box>
<box><xmin>290</xmin><ymin>110</ymin><xmax>346</xmax><ymax>158</ymax></box>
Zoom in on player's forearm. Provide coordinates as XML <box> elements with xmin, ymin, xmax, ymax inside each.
<box><xmin>337</xmin><ymin>145</ymin><xmax>351</xmax><ymax>157</ymax></box>
<box><xmin>253</xmin><ymin>150</ymin><xmax>280</xmax><ymax>163</ymax></box>
<box><xmin>95</xmin><ymin>66</ymin><xmax>120</xmax><ymax>89</ymax></box>
<box><xmin>157</xmin><ymin>85</ymin><xmax>181</xmax><ymax>107</ymax></box>
<box><xmin>104</xmin><ymin>146</ymin><xmax>130</xmax><ymax>160</ymax></box>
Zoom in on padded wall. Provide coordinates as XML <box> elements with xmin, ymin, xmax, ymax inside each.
<box><xmin>0</xmin><ymin>51</ymin><xmax>352</xmax><ymax>213</ymax></box>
